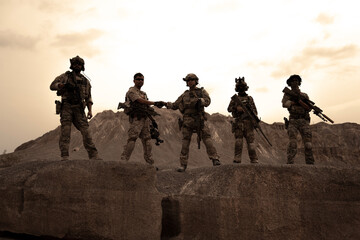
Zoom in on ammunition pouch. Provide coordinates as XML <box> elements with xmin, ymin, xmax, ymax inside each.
<box><xmin>62</xmin><ymin>98</ymin><xmax>82</xmax><ymax>106</ymax></box>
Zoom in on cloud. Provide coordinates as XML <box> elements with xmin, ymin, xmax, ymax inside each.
<box><xmin>271</xmin><ymin>44</ymin><xmax>358</xmax><ymax>78</ymax></box>
<box><xmin>52</xmin><ymin>29</ymin><xmax>104</xmax><ymax>57</ymax></box>
<box><xmin>315</xmin><ymin>13</ymin><xmax>335</xmax><ymax>25</ymax></box>
<box><xmin>0</xmin><ymin>30</ymin><xmax>39</xmax><ymax>49</ymax></box>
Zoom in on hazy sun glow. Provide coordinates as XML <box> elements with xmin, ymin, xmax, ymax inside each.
<box><xmin>1</xmin><ymin>0</ymin><xmax>360</xmax><ymax>152</ymax></box>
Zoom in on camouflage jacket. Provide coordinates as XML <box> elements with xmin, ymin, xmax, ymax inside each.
<box><xmin>126</xmin><ymin>86</ymin><xmax>148</xmax><ymax>103</ymax></box>
<box><xmin>282</xmin><ymin>90</ymin><xmax>311</xmax><ymax>119</ymax></box>
<box><xmin>167</xmin><ymin>87</ymin><xmax>210</xmax><ymax>115</ymax></box>
<box><xmin>50</xmin><ymin>71</ymin><xmax>92</xmax><ymax>105</ymax></box>
<box><xmin>227</xmin><ymin>93</ymin><xmax>258</xmax><ymax>120</ymax></box>
<box><xmin>125</xmin><ymin>86</ymin><xmax>155</xmax><ymax>118</ymax></box>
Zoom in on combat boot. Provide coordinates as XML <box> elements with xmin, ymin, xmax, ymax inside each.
<box><xmin>250</xmin><ymin>159</ymin><xmax>259</xmax><ymax>164</ymax></box>
<box><xmin>177</xmin><ymin>164</ymin><xmax>187</xmax><ymax>172</ymax></box>
<box><xmin>212</xmin><ymin>159</ymin><xmax>221</xmax><ymax>166</ymax></box>
<box><xmin>61</xmin><ymin>156</ymin><xmax>69</xmax><ymax>161</ymax></box>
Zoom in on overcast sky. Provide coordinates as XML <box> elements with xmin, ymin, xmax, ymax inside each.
<box><xmin>1</xmin><ymin>0</ymin><xmax>360</xmax><ymax>153</ymax></box>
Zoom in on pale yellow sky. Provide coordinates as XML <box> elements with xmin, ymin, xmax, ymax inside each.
<box><xmin>1</xmin><ymin>0</ymin><xmax>360</xmax><ymax>152</ymax></box>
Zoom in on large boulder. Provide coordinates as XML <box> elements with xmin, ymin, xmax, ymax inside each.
<box><xmin>157</xmin><ymin>164</ymin><xmax>360</xmax><ymax>240</ymax></box>
<box><xmin>0</xmin><ymin>160</ymin><xmax>163</xmax><ymax>240</ymax></box>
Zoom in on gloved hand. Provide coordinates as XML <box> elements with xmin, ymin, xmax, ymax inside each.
<box><xmin>196</xmin><ymin>98</ymin><xmax>206</xmax><ymax>107</ymax></box>
<box><xmin>154</xmin><ymin>101</ymin><xmax>166</xmax><ymax>108</ymax></box>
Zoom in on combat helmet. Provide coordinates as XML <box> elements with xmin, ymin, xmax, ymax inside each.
<box><xmin>70</xmin><ymin>55</ymin><xmax>85</xmax><ymax>71</ymax></box>
<box><xmin>183</xmin><ymin>73</ymin><xmax>199</xmax><ymax>84</ymax></box>
<box><xmin>235</xmin><ymin>77</ymin><xmax>249</xmax><ymax>92</ymax></box>
<box><xmin>286</xmin><ymin>74</ymin><xmax>302</xmax><ymax>86</ymax></box>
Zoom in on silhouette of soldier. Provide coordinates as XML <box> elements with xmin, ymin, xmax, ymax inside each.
<box><xmin>164</xmin><ymin>73</ymin><xmax>221</xmax><ymax>172</ymax></box>
<box><xmin>282</xmin><ymin>74</ymin><xmax>314</xmax><ymax>165</ymax></box>
<box><xmin>228</xmin><ymin>77</ymin><xmax>259</xmax><ymax>163</ymax></box>
<box><xmin>120</xmin><ymin>72</ymin><xmax>164</xmax><ymax>168</ymax></box>
<box><xmin>50</xmin><ymin>56</ymin><xmax>101</xmax><ymax>161</ymax></box>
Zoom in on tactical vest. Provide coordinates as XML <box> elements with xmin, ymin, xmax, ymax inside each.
<box><xmin>58</xmin><ymin>71</ymin><xmax>88</xmax><ymax>105</ymax></box>
<box><xmin>286</xmin><ymin>93</ymin><xmax>310</xmax><ymax>120</ymax></box>
<box><xmin>183</xmin><ymin>88</ymin><xmax>205</xmax><ymax>115</ymax></box>
<box><xmin>231</xmin><ymin>94</ymin><xmax>252</xmax><ymax>120</ymax></box>
<box><xmin>126</xmin><ymin>96</ymin><xmax>157</xmax><ymax>119</ymax></box>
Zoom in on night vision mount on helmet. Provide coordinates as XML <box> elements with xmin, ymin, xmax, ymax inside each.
<box><xmin>235</xmin><ymin>76</ymin><xmax>249</xmax><ymax>92</ymax></box>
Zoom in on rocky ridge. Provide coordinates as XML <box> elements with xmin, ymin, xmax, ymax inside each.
<box><xmin>2</xmin><ymin>109</ymin><xmax>360</xmax><ymax>169</ymax></box>
<box><xmin>0</xmin><ymin>110</ymin><xmax>359</xmax><ymax>239</ymax></box>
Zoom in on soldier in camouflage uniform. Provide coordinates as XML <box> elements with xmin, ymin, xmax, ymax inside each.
<box><xmin>50</xmin><ymin>56</ymin><xmax>100</xmax><ymax>161</ymax></box>
<box><xmin>227</xmin><ymin>77</ymin><xmax>259</xmax><ymax>164</ymax></box>
<box><xmin>165</xmin><ymin>73</ymin><xmax>221</xmax><ymax>172</ymax></box>
<box><xmin>121</xmin><ymin>73</ymin><xmax>163</xmax><ymax>166</ymax></box>
<box><xmin>282</xmin><ymin>74</ymin><xmax>314</xmax><ymax>165</ymax></box>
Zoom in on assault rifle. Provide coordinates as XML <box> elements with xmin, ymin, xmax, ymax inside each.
<box><xmin>231</xmin><ymin>94</ymin><xmax>272</xmax><ymax>146</ymax></box>
<box><xmin>117</xmin><ymin>102</ymin><xmax>164</xmax><ymax>146</ymax></box>
<box><xmin>282</xmin><ymin>87</ymin><xmax>334</xmax><ymax>123</ymax></box>
<box><xmin>149</xmin><ymin>121</ymin><xmax>164</xmax><ymax>145</ymax></box>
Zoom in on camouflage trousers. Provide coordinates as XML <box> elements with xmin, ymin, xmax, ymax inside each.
<box><xmin>180</xmin><ymin>116</ymin><xmax>219</xmax><ymax>166</ymax></box>
<box><xmin>232</xmin><ymin>119</ymin><xmax>258</xmax><ymax>163</ymax></box>
<box><xmin>287</xmin><ymin>118</ymin><xmax>314</xmax><ymax>164</ymax></box>
<box><xmin>121</xmin><ymin>117</ymin><xmax>154</xmax><ymax>165</ymax></box>
<box><xmin>59</xmin><ymin>103</ymin><xmax>98</xmax><ymax>158</ymax></box>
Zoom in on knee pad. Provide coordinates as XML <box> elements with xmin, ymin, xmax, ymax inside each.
<box><xmin>248</xmin><ymin>143</ymin><xmax>256</xmax><ymax>152</ymax></box>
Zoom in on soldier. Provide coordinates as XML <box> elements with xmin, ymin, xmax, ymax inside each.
<box><xmin>227</xmin><ymin>77</ymin><xmax>259</xmax><ymax>164</ymax></box>
<box><xmin>282</xmin><ymin>74</ymin><xmax>314</xmax><ymax>165</ymax></box>
<box><xmin>120</xmin><ymin>73</ymin><xmax>164</xmax><ymax>167</ymax></box>
<box><xmin>165</xmin><ymin>73</ymin><xmax>221</xmax><ymax>172</ymax></box>
<box><xmin>50</xmin><ymin>56</ymin><xmax>101</xmax><ymax>161</ymax></box>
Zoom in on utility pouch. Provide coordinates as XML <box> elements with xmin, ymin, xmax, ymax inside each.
<box><xmin>55</xmin><ymin>100</ymin><xmax>62</xmax><ymax>114</ymax></box>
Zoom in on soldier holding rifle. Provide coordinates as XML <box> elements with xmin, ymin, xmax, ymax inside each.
<box><xmin>164</xmin><ymin>73</ymin><xmax>221</xmax><ymax>172</ymax></box>
<box><xmin>282</xmin><ymin>74</ymin><xmax>333</xmax><ymax>165</ymax></box>
<box><xmin>228</xmin><ymin>77</ymin><xmax>271</xmax><ymax>164</ymax></box>
<box><xmin>50</xmin><ymin>56</ymin><xmax>101</xmax><ymax>161</ymax></box>
<box><xmin>120</xmin><ymin>73</ymin><xmax>164</xmax><ymax>167</ymax></box>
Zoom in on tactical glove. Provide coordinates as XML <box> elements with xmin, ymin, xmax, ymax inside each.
<box><xmin>154</xmin><ymin>101</ymin><xmax>165</xmax><ymax>108</ymax></box>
